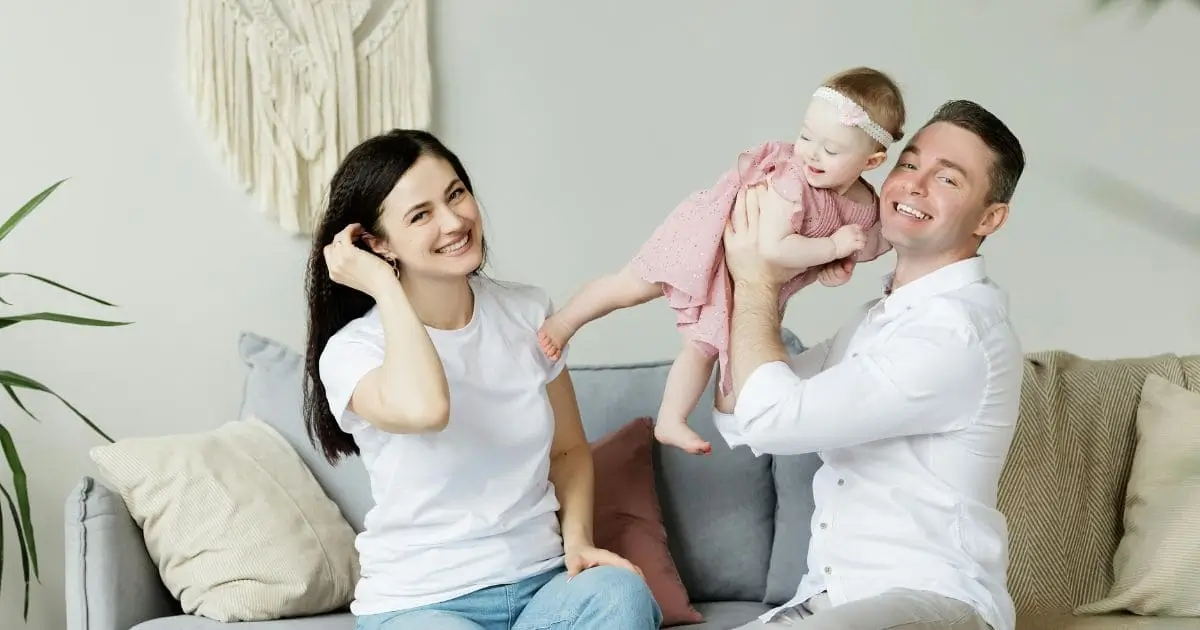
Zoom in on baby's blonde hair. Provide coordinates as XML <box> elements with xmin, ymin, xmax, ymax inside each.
<box><xmin>822</xmin><ymin>67</ymin><xmax>906</xmax><ymax>149</ymax></box>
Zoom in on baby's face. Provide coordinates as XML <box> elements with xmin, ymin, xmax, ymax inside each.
<box><xmin>794</xmin><ymin>97</ymin><xmax>881</xmax><ymax>191</ymax></box>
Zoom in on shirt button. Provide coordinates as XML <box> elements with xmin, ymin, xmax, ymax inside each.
<box><xmin>820</xmin><ymin>522</ymin><xmax>828</xmax><ymax>529</ymax></box>
<box><xmin>837</xmin><ymin>479</ymin><xmax>845</xmax><ymax>486</ymax></box>
<box><xmin>824</xmin><ymin>566</ymin><xmax>833</xmax><ymax>574</ymax></box>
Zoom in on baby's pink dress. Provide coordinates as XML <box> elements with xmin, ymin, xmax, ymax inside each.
<box><xmin>629</xmin><ymin>140</ymin><xmax>890</xmax><ymax>394</ymax></box>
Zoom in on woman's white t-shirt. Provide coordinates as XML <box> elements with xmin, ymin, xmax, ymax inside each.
<box><xmin>318</xmin><ymin>276</ymin><xmax>569</xmax><ymax>615</ymax></box>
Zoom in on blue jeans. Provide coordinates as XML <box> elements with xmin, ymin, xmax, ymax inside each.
<box><xmin>355</xmin><ymin>565</ymin><xmax>662</xmax><ymax>630</ymax></box>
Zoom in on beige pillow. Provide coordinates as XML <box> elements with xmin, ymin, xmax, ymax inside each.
<box><xmin>1076</xmin><ymin>373</ymin><xmax>1200</xmax><ymax>617</ymax></box>
<box><xmin>89</xmin><ymin>415</ymin><xmax>359</xmax><ymax>621</ymax></box>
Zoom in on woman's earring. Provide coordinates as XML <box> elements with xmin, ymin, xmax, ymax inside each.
<box><xmin>386</xmin><ymin>256</ymin><xmax>400</xmax><ymax>277</ymax></box>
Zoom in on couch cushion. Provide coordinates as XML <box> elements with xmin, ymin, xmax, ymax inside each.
<box><xmin>133</xmin><ymin>609</ymin><xmax>1200</xmax><ymax>629</ymax></box>
<box><xmin>761</xmin><ymin>452</ymin><xmax>823</xmax><ymax>605</ymax></box>
<box><xmin>131</xmin><ymin>603</ymin><xmax>775</xmax><ymax>630</ymax></box>
<box><xmin>570</xmin><ymin>328</ymin><xmax>804</xmax><ymax>604</ymax></box>
<box><xmin>89</xmin><ymin>416</ymin><xmax>359</xmax><ymax>622</ymax></box>
<box><xmin>680</xmin><ymin>601</ymin><xmax>774</xmax><ymax>629</ymax></box>
<box><xmin>998</xmin><ymin>351</ymin><xmax>1200</xmax><ymax>618</ymax></box>
<box><xmin>568</xmin><ymin>358</ymin><xmax>776</xmax><ymax>604</ymax></box>
<box><xmin>739</xmin><ymin>331</ymin><xmax>822</xmax><ymax>606</ymax></box>
<box><xmin>133</xmin><ymin>612</ymin><xmax>353</xmax><ymax>629</ymax></box>
<box><xmin>592</xmin><ymin>417</ymin><xmax>702</xmax><ymax>625</ymax></box>
<box><xmin>1075</xmin><ymin>373</ymin><xmax>1200</xmax><ymax>617</ymax></box>
<box><xmin>238</xmin><ymin>332</ymin><xmax>373</xmax><ymax>532</ymax></box>
<box><xmin>65</xmin><ymin>478</ymin><xmax>180</xmax><ymax>630</ymax></box>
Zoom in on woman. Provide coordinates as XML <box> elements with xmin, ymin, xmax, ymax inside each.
<box><xmin>302</xmin><ymin>129</ymin><xmax>663</xmax><ymax>630</ymax></box>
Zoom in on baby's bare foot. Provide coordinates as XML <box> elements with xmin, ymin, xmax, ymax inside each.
<box><xmin>537</xmin><ymin>314</ymin><xmax>576</xmax><ymax>361</ymax></box>
<box><xmin>654</xmin><ymin>419</ymin><xmax>712</xmax><ymax>455</ymax></box>
<box><xmin>830</xmin><ymin>224</ymin><xmax>866</xmax><ymax>259</ymax></box>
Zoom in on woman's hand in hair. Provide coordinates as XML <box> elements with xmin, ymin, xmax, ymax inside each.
<box><xmin>324</xmin><ymin>223</ymin><xmax>398</xmax><ymax>298</ymax></box>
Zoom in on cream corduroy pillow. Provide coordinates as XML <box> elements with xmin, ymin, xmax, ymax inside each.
<box><xmin>89</xmin><ymin>415</ymin><xmax>359</xmax><ymax>621</ymax></box>
<box><xmin>1076</xmin><ymin>373</ymin><xmax>1200</xmax><ymax>617</ymax></box>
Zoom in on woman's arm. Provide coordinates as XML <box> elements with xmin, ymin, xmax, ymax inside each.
<box><xmin>545</xmin><ymin>370</ymin><xmax>595</xmax><ymax>553</ymax></box>
<box><xmin>349</xmin><ymin>281</ymin><xmax>450</xmax><ymax>433</ymax></box>
<box><xmin>544</xmin><ymin>367</ymin><xmax>645</xmax><ymax>577</ymax></box>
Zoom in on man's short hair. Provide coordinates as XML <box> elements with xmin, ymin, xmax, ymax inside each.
<box><xmin>922</xmin><ymin>100</ymin><xmax>1025</xmax><ymax>204</ymax></box>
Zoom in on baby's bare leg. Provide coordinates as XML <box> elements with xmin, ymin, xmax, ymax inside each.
<box><xmin>762</xmin><ymin>225</ymin><xmax>867</xmax><ymax>271</ymax></box>
<box><xmin>538</xmin><ymin>264</ymin><xmax>661</xmax><ymax>361</ymax></box>
<box><xmin>654</xmin><ymin>341</ymin><xmax>716</xmax><ymax>455</ymax></box>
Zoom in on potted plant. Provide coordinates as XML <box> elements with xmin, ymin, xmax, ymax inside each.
<box><xmin>1</xmin><ymin>180</ymin><xmax>129</xmax><ymax>620</ymax></box>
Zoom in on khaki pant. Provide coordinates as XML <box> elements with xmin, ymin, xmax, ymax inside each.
<box><xmin>733</xmin><ymin>589</ymin><xmax>990</xmax><ymax>629</ymax></box>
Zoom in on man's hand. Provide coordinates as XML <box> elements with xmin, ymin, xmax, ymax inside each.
<box><xmin>724</xmin><ymin>185</ymin><xmax>794</xmax><ymax>289</ymax></box>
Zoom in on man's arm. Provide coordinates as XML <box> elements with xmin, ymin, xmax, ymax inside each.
<box><xmin>787</xmin><ymin>335</ymin><xmax>834</xmax><ymax>379</ymax></box>
<box><xmin>723</xmin><ymin>313</ymin><xmax>987</xmax><ymax>455</ymax></box>
<box><xmin>718</xmin><ymin>183</ymin><xmax>985</xmax><ymax>455</ymax></box>
<box><xmin>727</xmin><ymin>279</ymin><xmax>791</xmax><ymax>396</ymax></box>
<box><xmin>723</xmin><ymin>182</ymin><xmax>836</xmax><ymax>395</ymax></box>
<box><xmin>716</xmin><ymin>330</ymin><xmax>835</xmax><ymax>414</ymax></box>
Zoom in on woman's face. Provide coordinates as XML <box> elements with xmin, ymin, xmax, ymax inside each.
<box><xmin>368</xmin><ymin>154</ymin><xmax>484</xmax><ymax>281</ymax></box>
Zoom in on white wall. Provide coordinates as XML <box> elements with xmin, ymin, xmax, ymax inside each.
<box><xmin>2</xmin><ymin>1</ymin><xmax>1198</xmax><ymax>628</ymax></box>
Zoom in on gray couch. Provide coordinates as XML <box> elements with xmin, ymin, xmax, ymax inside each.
<box><xmin>65</xmin><ymin>329</ymin><xmax>815</xmax><ymax>630</ymax></box>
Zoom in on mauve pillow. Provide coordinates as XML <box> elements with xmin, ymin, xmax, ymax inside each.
<box><xmin>591</xmin><ymin>417</ymin><xmax>703</xmax><ymax>626</ymax></box>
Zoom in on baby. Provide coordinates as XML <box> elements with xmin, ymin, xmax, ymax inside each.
<box><xmin>538</xmin><ymin>67</ymin><xmax>906</xmax><ymax>454</ymax></box>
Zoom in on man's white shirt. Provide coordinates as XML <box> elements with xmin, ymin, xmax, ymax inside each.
<box><xmin>714</xmin><ymin>257</ymin><xmax>1022</xmax><ymax>630</ymax></box>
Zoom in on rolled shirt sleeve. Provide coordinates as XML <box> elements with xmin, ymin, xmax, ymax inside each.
<box><xmin>715</xmin><ymin>324</ymin><xmax>986</xmax><ymax>455</ymax></box>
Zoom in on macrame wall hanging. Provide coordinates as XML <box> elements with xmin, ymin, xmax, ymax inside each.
<box><xmin>184</xmin><ymin>0</ymin><xmax>431</xmax><ymax>235</ymax></box>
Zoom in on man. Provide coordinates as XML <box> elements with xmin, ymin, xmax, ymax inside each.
<box><xmin>716</xmin><ymin>100</ymin><xmax>1026</xmax><ymax>630</ymax></box>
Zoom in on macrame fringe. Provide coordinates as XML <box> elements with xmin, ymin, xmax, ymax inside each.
<box><xmin>183</xmin><ymin>0</ymin><xmax>431</xmax><ymax>235</ymax></box>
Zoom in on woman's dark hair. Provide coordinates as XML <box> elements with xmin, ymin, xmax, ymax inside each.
<box><xmin>303</xmin><ymin>129</ymin><xmax>484</xmax><ymax>464</ymax></box>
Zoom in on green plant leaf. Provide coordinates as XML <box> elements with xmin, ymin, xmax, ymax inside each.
<box><xmin>0</xmin><ymin>425</ymin><xmax>37</xmax><ymax>585</ymax></box>
<box><xmin>0</xmin><ymin>179</ymin><xmax>66</xmax><ymax>246</ymax></box>
<box><xmin>0</xmin><ymin>273</ymin><xmax>118</xmax><ymax>307</ymax></box>
<box><xmin>3</xmin><ymin>385</ymin><xmax>35</xmax><ymax>421</ymax></box>
<box><xmin>0</xmin><ymin>178</ymin><xmax>127</xmax><ymax>618</ymax></box>
<box><xmin>0</xmin><ymin>312</ymin><xmax>131</xmax><ymax>331</ymax></box>
<box><xmin>0</xmin><ymin>482</ymin><xmax>32</xmax><ymax>620</ymax></box>
<box><xmin>0</xmin><ymin>371</ymin><xmax>113</xmax><ymax>442</ymax></box>
<box><xmin>1</xmin><ymin>488</ymin><xmax>6</xmax><ymax>596</ymax></box>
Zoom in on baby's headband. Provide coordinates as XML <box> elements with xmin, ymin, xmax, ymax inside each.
<box><xmin>813</xmin><ymin>86</ymin><xmax>895</xmax><ymax>148</ymax></box>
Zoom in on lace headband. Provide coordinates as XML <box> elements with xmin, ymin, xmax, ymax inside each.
<box><xmin>813</xmin><ymin>86</ymin><xmax>895</xmax><ymax>148</ymax></box>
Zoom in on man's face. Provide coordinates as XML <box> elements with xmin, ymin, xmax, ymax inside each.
<box><xmin>879</xmin><ymin>122</ymin><xmax>1009</xmax><ymax>258</ymax></box>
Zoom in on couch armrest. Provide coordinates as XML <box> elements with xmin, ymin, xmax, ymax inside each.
<box><xmin>65</xmin><ymin>477</ymin><xmax>178</xmax><ymax>630</ymax></box>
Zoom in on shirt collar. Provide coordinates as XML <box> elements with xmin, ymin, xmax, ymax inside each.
<box><xmin>879</xmin><ymin>256</ymin><xmax>988</xmax><ymax>313</ymax></box>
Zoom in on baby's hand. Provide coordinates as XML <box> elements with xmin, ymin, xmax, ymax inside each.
<box><xmin>830</xmin><ymin>224</ymin><xmax>866</xmax><ymax>259</ymax></box>
<box><xmin>818</xmin><ymin>259</ymin><xmax>855</xmax><ymax>287</ymax></box>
